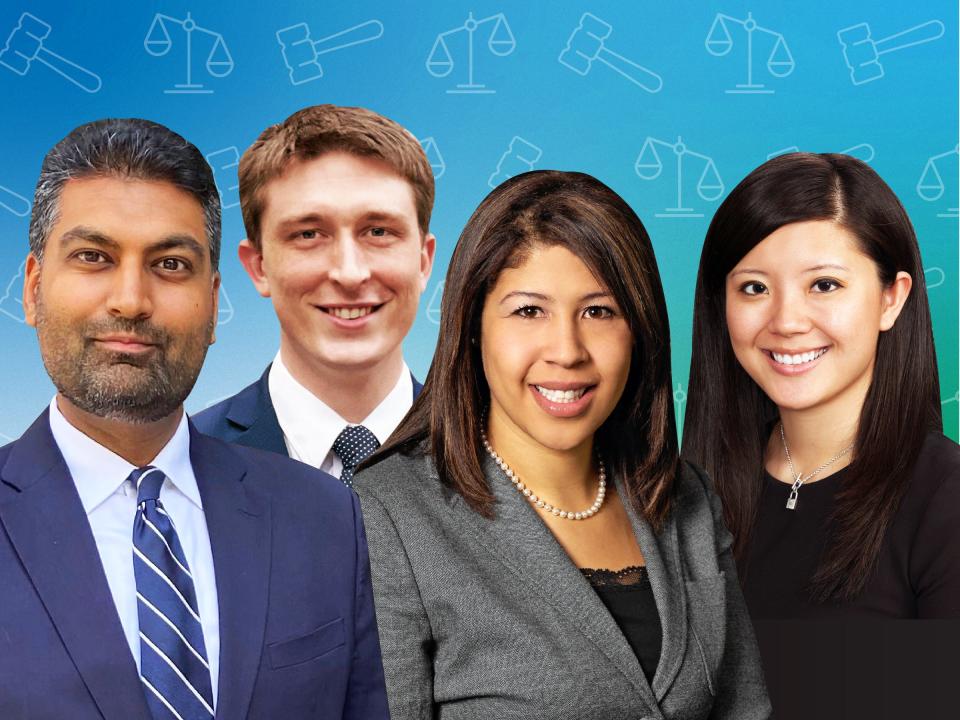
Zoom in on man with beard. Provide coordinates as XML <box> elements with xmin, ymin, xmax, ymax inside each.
<box><xmin>0</xmin><ymin>118</ymin><xmax>388</xmax><ymax>720</ymax></box>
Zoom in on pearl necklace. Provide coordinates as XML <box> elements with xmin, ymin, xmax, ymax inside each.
<box><xmin>481</xmin><ymin>435</ymin><xmax>606</xmax><ymax>520</ymax></box>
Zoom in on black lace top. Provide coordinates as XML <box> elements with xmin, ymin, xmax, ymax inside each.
<box><xmin>580</xmin><ymin>565</ymin><xmax>662</xmax><ymax>682</ymax></box>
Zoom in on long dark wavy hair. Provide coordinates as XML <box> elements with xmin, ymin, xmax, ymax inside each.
<box><xmin>367</xmin><ymin>170</ymin><xmax>680</xmax><ymax>530</ymax></box>
<box><xmin>682</xmin><ymin>153</ymin><xmax>942</xmax><ymax>601</ymax></box>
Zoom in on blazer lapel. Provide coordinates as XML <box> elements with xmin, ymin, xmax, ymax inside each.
<box><xmin>0</xmin><ymin>412</ymin><xmax>151</xmax><ymax>720</ymax></box>
<box><xmin>455</xmin><ymin>455</ymin><xmax>659</xmax><ymax>709</ymax></box>
<box><xmin>190</xmin><ymin>426</ymin><xmax>271</xmax><ymax>720</ymax></box>
<box><xmin>616</xmin><ymin>475</ymin><xmax>688</xmax><ymax>701</ymax></box>
<box><xmin>226</xmin><ymin>366</ymin><xmax>287</xmax><ymax>455</ymax></box>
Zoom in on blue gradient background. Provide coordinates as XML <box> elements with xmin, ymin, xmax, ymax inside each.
<box><xmin>0</xmin><ymin>0</ymin><xmax>956</xmax><ymax>442</ymax></box>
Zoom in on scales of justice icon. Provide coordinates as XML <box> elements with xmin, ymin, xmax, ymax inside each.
<box><xmin>635</xmin><ymin>136</ymin><xmax>724</xmax><ymax>219</ymax></box>
<box><xmin>917</xmin><ymin>146</ymin><xmax>959</xmax><ymax>218</ymax></box>
<box><xmin>705</xmin><ymin>11</ymin><xmax>794</xmax><ymax>94</ymax></box>
<box><xmin>426</xmin><ymin>11</ymin><xmax>515</xmax><ymax>94</ymax></box>
<box><xmin>144</xmin><ymin>12</ymin><xmax>233</xmax><ymax>94</ymax></box>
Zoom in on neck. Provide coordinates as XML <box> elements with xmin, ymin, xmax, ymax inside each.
<box><xmin>279</xmin><ymin>341</ymin><xmax>404</xmax><ymax>424</ymax></box>
<box><xmin>56</xmin><ymin>395</ymin><xmax>181</xmax><ymax>467</ymax></box>
<box><xmin>486</xmin><ymin>412</ymin><xmax>598</xmax><ymax>508</ymax></box>
<box><xmin>767</xmin><ymin>401</ymin><xmax>860</xmax><ymax>480</ymax></box>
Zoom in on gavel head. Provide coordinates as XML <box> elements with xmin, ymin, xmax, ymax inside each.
<box><xmin>0</xmin><ymin>12</ymin><xmax>53</xmax><ymax>74</ymax></box>
<box><xmin>276</xmin><ymin>22</ymin><xmax>323</xmax><ymax>85</ymax></box>
<box><xmin>837</xmin><ymin>23</ymin><xmax>884</xmax><ymax>85</ymax></box>
<box><xmin>559</xmin><ymin>12</ymin><xmax>613</xmax><ymax>76</ymax></box>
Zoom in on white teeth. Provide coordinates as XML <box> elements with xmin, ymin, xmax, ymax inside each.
<box><xmin>329</xmin><ymin>306</ymin><xmax>374</xmax><ymax>319</ymax></box>
<box><xmin>535</xmin><ymin>386</ymin><xmax>588</xmax><ymax>403</ymax></box>
<box><xmin>772</xmin><ymin>348</ymin><xmax>827</xmax><ymax>365</ymax></box>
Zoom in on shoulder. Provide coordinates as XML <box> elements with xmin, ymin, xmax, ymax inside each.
<box><xmin>352</xmin><ymin>449</ymin><xmax>443</xmax><ymax>509</ymax></box>
<box><xmin>669</xmin><ymin>459</ymin><xmax>733</xmax><ymax>557</ymax></box>
<box><xmin>192</xmin><ymin>371</ymin><xmax>269</xmax><ymax>436</ymax></box>
<box><xmin>902</xmin><ymin>432</ymin><xmax>960</xmax><ymax>518</ymax></box>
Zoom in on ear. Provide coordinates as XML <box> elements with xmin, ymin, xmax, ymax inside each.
<box><xmin>209</xmin><ymin>271</ymin><xmax>221</xmax><ymax>345</ymax></box>
<box><xmin>22</xmin><ymin>253</ymin><xmax>41</xmax><ymax>327</ymax></box>
<box><xmin>419</xmin><ymin>232</ymin><xmax>437</xmax><ymax>292</ymax></box>
<box><xmin>238</xmin><ymin>238</ymin><xmax>271</xmax><ymax>298</ymax></box>
<box><xmin>878</xmin><ymin>271</ymin><xmax>912</xmax><ymax>332</ymax></box>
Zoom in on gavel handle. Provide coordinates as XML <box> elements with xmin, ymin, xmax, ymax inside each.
<box><xmin>313</xmin><ymin>20</ymin><xmax>384</xmax><ymax>56</ymax></box>
<box><xmin>36</xmin><ymin>47</ymin><xmax>102</xmax><ymax>93</ymax></box>
<box><xmin>597</xmin><ymin>47</ymin><xmax>663</xmax><ymax>92</ymax></box>
<box><xmin>875</xmin><ymin>20</ymin><xmax>944</xmax><ymax>56</ymax></box>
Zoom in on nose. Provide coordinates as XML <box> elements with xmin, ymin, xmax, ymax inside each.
<box><xmin>544</xmin><ymin>316</ymin><xmax>590</xmax><ymax>367</ymax></box>
<box><xmin>106</xmin><ymin>263</ymin><xmax>153</xmax><ymax>319</ymax></box>
<box><xmin>767</xmin><ymin>290</ymin><xmax>812</xmax><ymax>336</ymax></box>
<box><xmin>327</xmin><ymin>235</ymin><xmax>371</xmax><ymax>289</ymax></box>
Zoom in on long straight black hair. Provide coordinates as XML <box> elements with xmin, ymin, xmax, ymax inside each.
<box><xmin>682</xmin><ymin>153</ymin><xmax>942</xmax><ymax>601</ymax></box>
<box><xmin>367</xmin><ymin>170</ymin><xmax>680</xmax><ymax>530</ymax></box>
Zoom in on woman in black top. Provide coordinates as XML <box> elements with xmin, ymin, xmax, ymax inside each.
<box><xmin>682</xmin><ymin>152</ymin><xmax>960</xmax><ymax>618</ymax></box>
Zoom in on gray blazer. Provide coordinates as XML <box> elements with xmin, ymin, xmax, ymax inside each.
<box><xmin>354</xmin><ymin>451</ymin><xmax>771</xmax><ymax>720</ymax></box>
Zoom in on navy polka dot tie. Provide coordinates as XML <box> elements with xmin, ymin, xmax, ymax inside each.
<box><xmin>333</xmin><ymin>424</ymin><xmax>380</xmax><ymax>487</ymax></box>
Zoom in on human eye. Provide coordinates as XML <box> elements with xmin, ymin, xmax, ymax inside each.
<box><xmin>72</xmin><ymin>249</ymin><xmax>109</xmax><ymax>265</ymax></box>
<box><xmin>583</xmin><ymin>305</ymin><xmax>616</xmax><ymax>319</ymax></box>
<box><xmin>811</xmin><ymin>278</ymin><xmax>842</xmax><ymax>293</ymax></box>
<box><xmin>298</xmin><ymin>229</ymin><xmax>318</xmax><ymax>240</ymax></box>
<box><xmin>739</xmin><ymin>281</ymin><xmax>768</xmax><ymax>296</ymax></box>
<box><xmin>369</xmin><ymin>226</ymin><xmax>390</xmax><ymax>237</ymax></box>
<box><xmin>155</xmin><ymin>257</ymin><xmax>192</xmax><ymax>273</ymax></box>
<box><xmin>512</xmin><ymin>305</ymin><xmax>545</xmax><ymax>319</ymax></box>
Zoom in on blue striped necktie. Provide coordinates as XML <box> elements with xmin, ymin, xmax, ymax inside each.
<box><xmin>131</xmin><ymin>466</ymin><xmax>214</xmax><ymax>720</ymax></box>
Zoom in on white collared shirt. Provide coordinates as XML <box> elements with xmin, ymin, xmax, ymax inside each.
<box><xmin>48</xmin><ymin>399</ymin><xmax>220</xmax><ymax>706</ymax></box>
<box><xmin>268</xmin><ymin>352</ymin><xmax>413</xmax><ymax>477</ymax></box>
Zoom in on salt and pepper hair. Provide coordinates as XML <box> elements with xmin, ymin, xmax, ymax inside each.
<box><xmin>29</xmin><ymin>118</ymin><xmax>221</xmax><ymax>269</ymax></box>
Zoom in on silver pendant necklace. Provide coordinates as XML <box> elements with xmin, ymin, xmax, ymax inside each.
<box><xmin>779</xmin><ymin>423</ymin><xmax>854</xmax><ymax>510</ymax></box>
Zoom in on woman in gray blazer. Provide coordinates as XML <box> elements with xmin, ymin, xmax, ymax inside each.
<box><xmin>354</xmin><ymin>171</ymin><xmax>771</xmax><ymax>719</ymax></box>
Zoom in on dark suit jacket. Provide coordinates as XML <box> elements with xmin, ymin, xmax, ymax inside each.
<box><xmin>355</xmin><ymin>451</ymin><xmax>771</xmax><ymax>719</ymax></box>
<box><xmin>193</xmin><ymin>364</ymin><xmax>423</xmax><ymax>455</ymax></box>
<box><xmin>0</xmin><ymin>410</ymin><xmax>389</xmax><ymax>720</ymax></box>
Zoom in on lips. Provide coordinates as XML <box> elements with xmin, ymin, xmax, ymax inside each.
<box><xmin>764</xmin><ymin>347</ymin><xmax>829</xmax><ymax>366</ymax></box>
<box><xmin>534</xmin><ymin>385</ymin><xmax>589</xmax><ymax>403</ymax></box>
<box><xmin>318</xmin><ymin>303</ymin><xmax>384</xmax><ymax>319</ymax></box>
<box><xmin>92</xmin><ymin>335</ymin><xmax>159</xmax><ymax>353</ymax></box>
<box><xmin>529</xmin><ymin>383</ymin><xmax>597</xmax><ymax>418</ymax></box>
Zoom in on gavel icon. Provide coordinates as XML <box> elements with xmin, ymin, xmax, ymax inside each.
<box><xmin>837</xmin><ymin>19</ymin><xmax>944</xmax><ymax>86</ymax></box>
<box><xmin>0</xmin><ymin>12</ymin><xmax>102</xmax><ymax>93</ymax></box>
<box><xmin>559</xmin><ymin>13</ymin><xmax>662</xmax><ymax>93</ymax></box>
<box><xmin>276</xmin><ymin>20</ymin><xmax>384</xmax><ymax>85</ymax></box>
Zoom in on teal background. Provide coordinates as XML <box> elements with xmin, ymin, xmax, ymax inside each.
<box><xmin>0</xmin><ymin>0</ymin><xmax>956</xmax><ymax>442</ymax></box>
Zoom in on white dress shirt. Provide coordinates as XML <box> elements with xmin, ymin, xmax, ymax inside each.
<box><xmin>268</xmin><ymin>352</ymin><xmax>414</xmax><ymax>477</ymax></box>
<box><xmin>48</xmin><ymin>398</ymin><xmax>220</xmax><ymax>705</ymax></box>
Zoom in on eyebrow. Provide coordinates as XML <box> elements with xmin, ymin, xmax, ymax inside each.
<box><xmin>275</xmin><ymin>209</ymin><xmax>411</xmax><ymax>231</ymax></box>
<box><xmin>729</xmin><ymin>263</ymin><xmax>850</xmax><ymax>278</ymax></box>
<box><xmin>59</xmin><ymin>226</ymin><xmax>205</xmax><ymax>259</ymax></box>
<box><xmin>498</xmin><ymin>290</ymin><xmax>613</xmax><ymax>305</ymax></box>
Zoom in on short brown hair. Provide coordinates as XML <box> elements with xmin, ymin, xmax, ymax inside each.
<box><xmin>369</xmin><ymin>170</ymin><xmax>679</xmax><ymax>529</ymax></box>
<box><xmin>238</xmin><ymin>105</ymin><xmax>434</xmax><ymax>249</ymax></box>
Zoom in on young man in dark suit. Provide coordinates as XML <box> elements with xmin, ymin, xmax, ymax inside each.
<box><xmin>194</xmin><ymin>105</ymin><xmax>436</xmax><ymax>485</ymax></box>
<box><xmin>0</xmin><ymin>118</ymin><xmax>388</xmax><ymax>719</ymax></box>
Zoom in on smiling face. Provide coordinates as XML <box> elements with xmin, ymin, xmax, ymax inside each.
<box><xmin>481</xmin><ymin>244</ymin><xmax>633</xmax><ymax>455</ymax></box>
<box><xmin>240</xmin><ymin>151</ymin><xmax>435</xmax><ymax>381</ymax></box>
<box><xmin>724</xmin><ymin>220</ymin><xmax>910</xmax><ymax>420</ymax></box>
<box><xmin>23</xmin><ymin>176</ymin><xmax>219</xmax><ymax>423</ymax></box>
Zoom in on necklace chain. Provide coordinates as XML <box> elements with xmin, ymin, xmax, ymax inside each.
<box><xmin>481</xmin><ymin>434</ymin><xmax>606</xmax><ymax>521</ymax></box>
<box><xmin>779</xmin><ymin>422</ymin><xmax>853</xmax><ymax>510</ymax></box>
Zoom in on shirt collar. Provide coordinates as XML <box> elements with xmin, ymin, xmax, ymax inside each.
<box><xmin>269</xmin><ymin>351</ymin><xmax>413</xmax><ymax>463</ymax></box>
<box><xmin>48</xmin><ymin>397</ymin><xmax>201</xmax><ymax>514</ymax></box>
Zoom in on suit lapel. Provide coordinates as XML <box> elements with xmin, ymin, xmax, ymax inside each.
<box><xmin>226</xmin><ymin>366</ymin><xmax>287</xmax><ymax>455</ymax></box>
<box><xmin>411</xmin><ymin>373</ymin><xmax>423</xmax><ymax>401</ymax></box>
<box><xmin>0</xmin><ymin>412</ymin><xmax>151</xmax><ymax>720</ymax></box>
<box><xmin>190</xmin><ymin>426</ymin><xmax>271</xmax><ymax>720</ymax></box>
<box><xmin>454</xmin><ymin>455</ymin><xmax>659</xmax><ymax>709</ymax></box>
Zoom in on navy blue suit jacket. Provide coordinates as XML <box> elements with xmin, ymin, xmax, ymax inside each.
<box><xmin>0</xmin><ymin>410</ymin><xmax>389</xmax><ymax>720</ymax></box>
<box><xmin>193</xmin><ymin>365</ymin><xmax>423</xmax><ymax>456</ymax></box>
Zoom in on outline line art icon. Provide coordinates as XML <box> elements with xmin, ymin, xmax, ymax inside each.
<box><xmin>635</xmin><ymin>136</ymin><xmax>724</xmax><ymax>218</ymax></box>
<box><xmin>419</xmin><ymin>137</ymin><xmax>446</xmax><ymax>179</ymax></box>
<box><xmin>0</xmin><ymin>12</ymin><xmax>102</xmax><ymax>92</ymax></box>
<box><xmin>145</xmin><ymin>11</ymin><xmax>234</xmax><ymax>94</ymax></box>
<box><xmin>942</xmin><ymin>390</ymin><xmax>959</xmax><ymax>407</ymax></box>
<box><xmin>427</xmin><ymin>12</ymin><xmax>515</xmax><ymax>94</ymax></box>
<box><xmin>766</xmin><ymin>143</ymin><xmax>875</xmax><ymax>163</ymax></box>
<box><xmin>837</xmin><ymin>19</ymin><xmax>944</xmax><ymax>86</ymax></box>
<box><xmin>205</xmin><ymin>147</ymin><xmax>240</xmax><ymax>209</ymax></box>
<box><xmin>674</xmin><ymin>383</ymin><xmax>687</xmax><ymax>437</ymax></box>
<box><xmin>0</xmin><ymin>260</ymin><xmax>26</xmax><ymax>323</ymax></box>
<box><xmin>917</xmin><ymin>146</ymin><xmax>959</xmax><ymax>218</ymax></box>
<box><xmin>276</xmin><ymin>19</ymin><xmax>383</xmax><ymax>86</ymax></box>
<box><xmin>706</xmin><ymin>11</ymin><xmax>794</xmax><ymax>94</ymax></box>
<box><xmin>218</xmin><ymin>284</ymin><xmax>234</xmax><ymax>325</ymax></box>
<box><xmin>923</xmin><ymin>267</ymin><xmax>945</xmax><ymax>290</ymax></box>
<box><xmin>489</xmin><ymin>137</ymin><xmax>542</xmax><ymax>188</ymax></box>
<box><xmin>427</xmin><ymin>280</ymin><xmax>444</xmax><ymax>325</ymax></box>
<box><xmin>559</xmin><ymin>13</ymin><xmax>662</xmax><ymax>93</ymax></box>
<box><xmin>0</xmin><ymin>184</ymin><xmax>30</xmax><ymax>217</ymax></box>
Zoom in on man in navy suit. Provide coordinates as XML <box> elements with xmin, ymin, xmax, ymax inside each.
<box><xmin>194</xmin><ymin>105</ymin><xmax>435</xmax><ymax>485</ymax></box>
<box><xmin>0</xmin><ymin>118</ymin><xmax>388</xmax><ymax>719</ymax></box>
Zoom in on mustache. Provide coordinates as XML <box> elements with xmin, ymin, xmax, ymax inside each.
<box><xmin>83</xmin><ymin>318</ymin><xmax>171</xmax><ymax>346</ymax></box>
